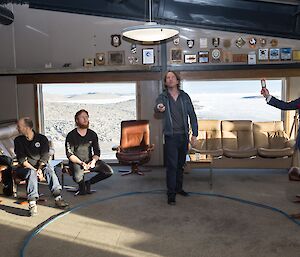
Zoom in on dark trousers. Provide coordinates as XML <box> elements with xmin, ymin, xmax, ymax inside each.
<box><xmin>1</xmin><ymin>167</ymin><xmax>13</xmax><ymax>196</ymax></box>
<box><xmin>165</xmin><ymin>134</ymin><xmax>188</xmax><ymax>197</ymax></box>
<box><xmin>70</xmin><ymin>160</ymin><xmax>113</xmax><ymax>185</ymax></box>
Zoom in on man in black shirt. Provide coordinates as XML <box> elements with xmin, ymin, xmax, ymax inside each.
<box><xmin>14</xmin><ymin>117</ymin><xmax>68</xmax><ymax>216</ymax></box>
<box><xmin>65</xmin><ymin>109</ymin><xmax>113</xmax><ymax>195</ymax></box>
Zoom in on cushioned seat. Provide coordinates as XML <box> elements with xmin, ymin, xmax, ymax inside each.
<box><xmin>254</xmin><ymin>121</ymin><xmax>294</xmax><ymax>158</ymax></box>
<box><xmin>222</xmin><ymin>120</ymin><xmax>257</xmax><ymax>158</ymax></box>
<box><xmin>258</xmin><ymin>147</ymin><xmax>294</xmax><ymax>158</ymax></box>
<box><xmin>191</xmin><ymin>120</ymin><xmax>223</xmax><ymax>157</ymax></box>
<box><xmin>223</xmin><ymin>148</ymin><xmax>257</xmax><ymax>158</ymax></box>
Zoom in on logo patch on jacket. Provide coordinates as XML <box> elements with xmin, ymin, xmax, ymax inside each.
<box><xmin>35</xmin><ymin>142</ymin><xmax>40</xmax><ymax>148</ymax></box>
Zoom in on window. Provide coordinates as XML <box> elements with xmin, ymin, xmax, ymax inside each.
<box><xmin>41</xmin><ymin>83</ymin><xmax>136</xmax><ymax>159</ymax></box>
<box><xmin>183</xmin><ymin>79</ymin><xmax>282</xmax><ymax>121</ymax></box>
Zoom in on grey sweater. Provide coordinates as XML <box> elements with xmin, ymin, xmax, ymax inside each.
<box><xmin>154</xmin><ymin>90</ymin><xmax>198</xmax><ymax>137</ymax></box>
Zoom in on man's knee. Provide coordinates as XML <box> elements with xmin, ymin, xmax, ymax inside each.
<box><xmin>72</xmin><ymin>172</ymin><xmax>84</xmax><ymax>183</ymax></box>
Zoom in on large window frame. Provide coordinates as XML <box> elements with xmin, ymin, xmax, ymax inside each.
<box><xmin>38</xmin><ymin>82</ymin><xmax>137</xmax><ymax>160</ymax></box>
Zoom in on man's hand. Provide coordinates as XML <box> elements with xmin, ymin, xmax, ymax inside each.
<box><xmin>37</xmin><ymin>169</ymin><xmax>46</xmax><ymax>182</ymax></box>
<box><xmin>190</xmin><ymin>136</ymin><xmax>197</xmax><ymax>147</ymax></box>
<box><xmin>81</xmin><ymin>162</ymin><xmax>90</xmax><ymax>171</ymax></box>
<box><xmin>261</xmin><ymin>87</ymin><xmax>270</xmax><ymax>98</ymax></box>
<box><xmin>88</xmin><ymin>159</ymin><xmax>96</xmax><ymax>169</ymax></box>
<box><xmin>157</xmin><ymin>103</ymin><xmax>166</xmax><ymax>113</ymax></box>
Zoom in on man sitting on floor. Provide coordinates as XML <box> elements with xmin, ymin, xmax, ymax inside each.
<box><xmin>14</xmin><ymin>117</ymin><xmax>68</xmax><ymax>216</ymax></box>
<box><xmin>65</xmin><ymin>109</ymin><xmax>113</xmax><ymax>195</ymax></box>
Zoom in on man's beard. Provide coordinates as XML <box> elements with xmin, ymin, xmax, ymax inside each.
<box><xmin>77</xmin><ymin>122</ymin><xmax>89</xmax><ymax>129</ymax></box>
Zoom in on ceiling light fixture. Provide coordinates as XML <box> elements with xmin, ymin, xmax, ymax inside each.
<box><xmin>122</xmin><ymin>0</ymin><xmax>179</xmax><ymax>42</ymax></box>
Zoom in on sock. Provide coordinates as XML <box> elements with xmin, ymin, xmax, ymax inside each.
<box><xmin>55</xmin><ymin>195</ymin><xmax>62</xmax><ymax>201</ymax></box>
<box><xmin>29</xmin><ymin>200</ymin><xmax>36</xmax><ymax>206</ymax></box>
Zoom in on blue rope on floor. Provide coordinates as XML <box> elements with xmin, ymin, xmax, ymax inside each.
<box><xmin>20</xmin><ymin>189</ymin><xmax>300</xmax><ymax>257</ymax></box>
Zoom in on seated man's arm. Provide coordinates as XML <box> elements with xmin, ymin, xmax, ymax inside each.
<box><xmin>65</xmin><ymin>135</ymin><xmax>86</xmax><ymax>168</ymax></box>
<box><xmin>14</xmin><ymin>137</ymin><xmax>36</xmax><ymax>171</ymax></box>
<box><xmin>89</xmin><ymin>133</ymin><xmax>100</xmax><ymax>168</ymax></box>
<box><xmin>38</xmin><ymin>136</ymin><xmax>50</xmax><ymax>169</ymax></box>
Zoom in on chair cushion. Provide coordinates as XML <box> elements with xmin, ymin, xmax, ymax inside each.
<box><xmin>223</xmin><ymin>148</ymin><xmax>257</xmax><ymax>158</ymax></box>
<box><xmin>117</xmin><ymin>151</ymin><xmax>150</xmax><ymax>164</ymax></box>
<box><xmin>258</xmin><ymin>147</ymin><xmax>294</xmax><ymax>158</ymax></box>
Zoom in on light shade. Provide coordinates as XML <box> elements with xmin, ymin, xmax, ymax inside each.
<box><xmin>122</xmin><ymin>22</ymin><xmax>179</xmax><ymax>42</ymax></box>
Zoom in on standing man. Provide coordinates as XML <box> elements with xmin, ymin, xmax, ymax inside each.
<box><xmin>14</xmin><ymin>117</ymin><xmax>68</xmax><ymax>216</ymax></box>
<box><xmin>261</xmin><ymin>86</ymin><xmax>300</xmax><ymax>219</ymax></box>
<box><xmin>155</xmin><ymin>71</ymin><xmax>198</xmax><ymax>205</ymax></box>
<box><xmin>65</xmin><ymin>109</ymin><xmax>113</xmax><ymax>195</ymax></box>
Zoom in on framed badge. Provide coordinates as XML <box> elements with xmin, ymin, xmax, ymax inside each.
<box><xmin>249</xmin><ymin>37</ymin><xmax>257</xmax><ymax>48</ymax></box>
<box><xmin>258</xmin><ymin>48</ymin><xmax>269</xmax><ymax>61</ymax></box>
<box><xmin>128</xmin><ymin>56</ymin><xmax>139</xmax><ymax>64</ymax></box>
<box><xmin>199</xmin><ymin>38</ymin><xmax>208</xmax><ymax>48</ymax></box>
<box><xmin>223</xmin><ymin>39</ymin><xmax>231</xmax><ymax>48</ymax></box>
<box><xmin>232</xmin><ymin>54</ymin><xmax>247</xmax><ymax>63</ymax></box>
<box><xmin>131</xmin><ymin>44</ymin><xmax>137</xmax><ymax>54</ymax></box>
<box><xmin>248</xmin><ymin>52</ymin><xmax>256</xmax><ymax>65</ymax></box>
<box><xmin>187</xmin><ymin>40</ymin><xmax>194</xmax><ymax>48</ymax></box>
<box><xmin>281</xmin><ymin>48</ymin><xmax>292</xmax><ymax>60</ymax></box>
<box><xmin>212</xmin><ymin>37</ymin><xmax>220</xmax><ymax>47</ymax></box>
<box><xmin>210</xmin><ymin>48</ymin><xmax>222</xmax><ymax>63</ymax></box>
<box><xmin>270</xmin><ymin>39</ymin><xmax>278</xmax><ymax>47</ymax></box>
<box><xmin>223</xmin><ymin>51</ymin><xmax>232</xmax><ymax>63</ymax></box>
<box><xmin>260</xmin><ymin>38</ymin><xmax>267</xmax><ymax>47</ymax></box>
<box><xmin>269</xmin><ymin>48</ymin><xmax>280</xmax><ymax>60</ymax></box>
<box><xmin>293</xmin><ymin>50</ymin><xmax>300</xmax><ymax>61</ymax></box>
<box><xmin>95</xmin><ymin>53</ymin><xmax>105</xmax><ymax>65</ymax></box>
<box><xmin>236</xmin><ymin>37</ymin><xmax>246</xmax><ymax>48</ymax></box>
<box><xmin>170</xmin><ymin>48</ymin><xmax>183</xmax><ymax>63</ymax></box>
<box><xmin>184</xmin><ymin>54</ymin><xmax>197</xmax><ymax>64</ymax></box>
<box><xmin>142</xmin><ymin>48</ymin><xmax>155</xmax><ymax>64</ymax></box>
<box><xmin>198</xmin><ymin>51</ymin><xmax>209</xmax><ymax>63</ymax></box>
<box><xmin>108</xmin><ymin>51</ymin><xmax>124</xmax><ymax>65</ymax></box>
<box><xmin>111</xmin><ymin>34</ymin><xmax>121</xmax><ymax>47</ymax></box>
<box><xmin>83</xmin><ymin>58</ymin><xmax>94</xmax><ymax>67</ymax></box>
<box><xmin>173</xmin><ymin>37</ymin><xmax>180</xmax><ymax>46</ymax></box>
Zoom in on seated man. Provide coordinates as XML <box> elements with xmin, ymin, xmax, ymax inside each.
<box><xmin>14</xmin><ymin>117</ymin><xmax>68</xmax><ymax>216</ymax></box>
<box><xmin>65</xmin><ymin>109</ymin><xmax>113</xmax><ymax>195</ymax></box>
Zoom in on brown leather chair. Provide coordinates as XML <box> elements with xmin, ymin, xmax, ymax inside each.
<box><xmin>113</xmin><ymin>120</ymin><xmax>154</xmax><ymax>176</ymax></box>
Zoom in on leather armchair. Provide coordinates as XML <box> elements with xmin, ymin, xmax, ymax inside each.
<box><xmin>113</xmin><ymin>120</ymin><xmax>154</xmax><ymax>176</ymax></box>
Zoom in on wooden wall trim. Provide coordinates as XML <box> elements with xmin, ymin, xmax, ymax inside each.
<box><xmin>17</xmin><ymin>72</ymin><xmax>161</xmax><ymax>84</ymax></box>
<box><xmin>179</xmin><ymin>68</ymin><xmax>300</xmax><ymax>80</ymax></box>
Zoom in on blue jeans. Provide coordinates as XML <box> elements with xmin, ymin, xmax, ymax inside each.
<box><xmin>16</xmin><ymin>164</ymin><xmax>62</xmax><ymax>201</ymax></box>
<box><xmin>164</xmin><ymin>134</ymin><xmax>188</xmax><ymax>197</ymax></box>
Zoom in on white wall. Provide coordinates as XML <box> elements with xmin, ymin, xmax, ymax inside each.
<box><xmin>0</xmin><ymin>5</ymin><xmax>159</xmax><ymax>70</ymax></box>
<box><xmin>0</xmin><ymin>76</ymin><xmax>18</xmax><ymax>121</ymax></box>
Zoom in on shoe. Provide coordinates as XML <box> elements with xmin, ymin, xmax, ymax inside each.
<box><xmin>75</xmin><ymin>181</ymin><xmax>86</xmax><ymax>196</ymax></box>
<box><xmin>167</xmin><ymin>197</ymin><xmax>176</xmax><ymax>205</ymax></box>
<box><xmin>177</xmin><ymin>190</ymin><xmax>190</xmax><ymax>197</ymax></box>
<box><xmin>85</xmin><ymin>180</ymin><xmax>91</xmax><ymax>194</ymax></box>
<box><xmin>55</xmin><ymin>198</ymin><xmax>69</xmax><ymax>208</ymax></box>
<box><xmin>29</xmin><ymin>203</ymin><xmax>38</xmax><ymax>216</ymax></box>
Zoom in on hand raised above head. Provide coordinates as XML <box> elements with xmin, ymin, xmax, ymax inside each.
<box><xmin>261</xmin><ymin>87</ymin><xmax>270</xmax><ymax>98</ymax></box>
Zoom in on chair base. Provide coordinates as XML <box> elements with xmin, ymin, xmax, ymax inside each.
<box><xmin>64</xmin><ymin>185</ymin><xmax>96</xmax><ymax>195</ymax></box>
<box><xmin>118</xmin><ymin>164</ymin><xmax>151</xmax><ymax>176</ymax></box>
